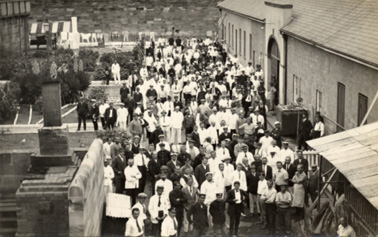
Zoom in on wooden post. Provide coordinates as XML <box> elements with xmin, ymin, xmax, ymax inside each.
<box><xmin>317</xmin><ymin>155</ymin><xmax>322</xmax><ymax>212</ymax></box>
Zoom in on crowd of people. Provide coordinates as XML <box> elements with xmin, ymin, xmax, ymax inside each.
<box><xmin>78</xmin><ymin>36</ymin><xmax>331</xmax><ymax>236</ymax></box>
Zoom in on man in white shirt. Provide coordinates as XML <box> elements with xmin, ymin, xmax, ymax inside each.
<box><xmin>261</xmin><ymin>180</ymin><xmax>277</xmax><ymax>234</ymax></box>
<box><xmin>223</xmin><ymin>156</ymin><xmax>235</xmax><ymax>193</ymax></box>
<box><xmin>132</xmin><ymin>192</ymin><xmax>148</xmax><ymax>221</ymax></box>
<box><xmin>116</xmin><ymin>104</ymin><xmax>128</xmax><ymax>130</ymax></box>
<box><xmin>198</xmin><ymin>123</ymin><xmax>209</xmax><ymax>144</ymax></box>
<box><xmin>231</xmin><ymin>164</ymin><xmax>247</xmax><ymax>191</ymax></box>
<box><xmin>257</xmin><ymin>172</ymin><xmax>268</xmax><ymax>225</ymax></box>
<box><xmin>134</xmin><ymin>148</ymin><xmax>150</xmax><ymax>193</ymax></box>
<box><xmin>111</xmin><ymin>60</ymin><xmax>121</xmax><ymax>84</ymax></box>
<box><xmin>149</xmin><ymin>186</ymin><xmax>170</xmax><ymax>237</ymax></box>
<box><xmin>267</xmin><ymin>140</ymin><xmax>282</xmax><ymax>171</ymax></box>
<box><xmin>213</xmin><ymin>163</ymin><xmax>226</xmax><ymax>195</ymax></box>
<box><xmin>228</xmin><ymin>109</ymin><xmax>240</xmax><ymax>134</ymax></box>
<box><xmin>124</xmin><ymin>158</ymin><xmax>142</xmax><ymax>205</ymax></box>
<box><xmin>139</xmin><ymin>65</ymin><xmax>149</xmax><ymax>81</ymax></box>
<box><xmin>216</xmin><ymin>141</ymin><xmax>230</xmax><ymax>162</ymax></box>
<box><xmin>159</xmin><ymin>110</ymin><xmax>171</xmax><ymax>142</ymax></box>
<box><xmin>103</xmin><ymin>160</ymin><xmax>114</xmax><ymax>194</ymax></box>
<box><xmin>103</xmin><ymin>138</ymin><xmax>113</xmax><ymax>160</ymax></box>
<box><xmin>164</xmin><ymin>96</ymin><xmax>175</xmax><ymax>116</ymax></box>
<box><xmin>280</xmin><ymin>141</ymin><xmax>294</xmax><ymax>161</ymax></box>
<box><xmin>171</xmin><ymin>106</ymin><xmax>184</xmax><ymax>145</ymax></box>
<box><xmin>161</xmin><ymin>207</ymin><xmax>179</xmax><ymax>237</ymax></box>
<box><xmin>155</xmin><ymin>172</ymin><xmax>173</xmax><ymax>198</ymax></box>
<box><xmin>99</xmin><ymin>100</ymin><xmax>109</xmax><ymax>129</ymax></box>
<box><xmin>236</xmin><ymin>144</ymin><xmax>254</xmax><ymax>165</ymax></box>
<box><xmin>207</xmin><ymin>122</ymin><xmax>218</xmax><ymax>149</ymax></box>
<box><xmin>251</xmin><ymin>109</ymin><xmax>265</xmax><ymax>126</ymax></box>
<box><xmin>259</xmin><ymin>130</ymin><xmax>274</xmax><ymax>155</ymax></box>
<box><xmin>125</xmin><ymin>208</ymin><xmax>144</xmax><ymax>237</ymax></box>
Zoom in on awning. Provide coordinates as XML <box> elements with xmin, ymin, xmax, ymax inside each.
<box><xmin>30</xmin><ymin>21</ymin><xmax>71</xmax><ymax>34</ymax></box>
<box><xmin>307</xmin><ymin>122</ymin><xmax>378</xmax><ymax>210</ymax></box>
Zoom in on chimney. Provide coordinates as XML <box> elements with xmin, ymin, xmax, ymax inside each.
<box><xmin>265</xmin><ymin>0</ymin><xmax>293</xmax><ymax>28</ymax></box>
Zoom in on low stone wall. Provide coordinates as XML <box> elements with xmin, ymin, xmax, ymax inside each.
<box><xmin>68</xmin><ymin>138</ymin><xmax>105</xmax><ymax>237</ymax></box>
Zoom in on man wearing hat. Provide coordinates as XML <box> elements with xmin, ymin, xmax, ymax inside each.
<box><xmin>76</xmin><ymin>97</ymin><xmax>89</xmax><ymax>131</ymax></box>
<box><xmin>159</xmin><ymin>110</ymin><xmax>171</xmax><ymax>142</ymax></box>
<box><xmin>187</xmin><ymin>193</ymin><xmax>209</xmax><ymax>236</ymax></box>
<box><xmin>168</xmin><ymin>181</ymin><xmax>187</xmax><ymax>235</ymax></box>
<box><xmin>149</xmin><ymin>185</ymin><xmax>170</xmax><ymax>237</ymax></box>
<box><xmin>148</xmin><ymin>151</ymin><xmax>161</xmax><ymax>195</ymax></box>
<box><xmin>226</xmin><ymin>181</ymin><xmax>248</xmax><ymax>236</ymax></box>
<box><xmin>259</xmin><ymin>130</ymin><xmax>274</xmax><ymax>155</ymax></box>
<box><xmin>281</xmin><ymin>141</ymin><xmax>294</xmax><ymax>161</ymax></box>
<box><xmin>155</xmin><ymin>171</ymin><xmax>173</xmax><ymax>198</ymax></box>
<box><xmin>236</xmin><ymin>144</ymin><xmax>254</xmax><ymax>165</ymax></box>
<box><xmin>164</xmin><ymin>96</ymin><xmax>174</xmax><ymax>117</ymax></box>
<box><xmin>209</xmin><ymin>193</ymin><xmax>227</xmax><ymax>236</ymax></box>
<box><xmin>156</xmin><ymin>134</ymin><xmax>171</xmax><ymax>152</ymax></box>
<box><xmin>161</xmin><ymin>207</ymin><xmax>179</xmax><ymax>237</ymax></box>
<box><xmin>132</xmin><ymin>193</ymin><xmax>148</xmax><ymax>222</ymax></box>
<box><xmin>271</xmin><ymin>121</ymin><xmax>282</xmax><ymax>147</ymax></box>
<box><xmin>146</xmin><ymin>84</ymin><xmax>158</xmax><ymax>101</ymax></box>
<box><xmin>120</xmin><ymin>83</ymin><xmax>130</xmax><ymax>103</ymax></box>
<box><xmin>124</xmin><ymin>158</ymin><xmax>142</xmax><ymax>206</ymax></box>
<box><xmin>171</xmin><ymin>106</ymin><xmax>184</xmax><ymax>145</ymax></box>
<box><xmin>194</xmin><ymin>157</ymin><xmax>210</xmax><ymax>189</ymax></box>
<box><xmin>201</xmin><ymin>172</ymin><xmax>217</xmax><ymax>207</ymax></box>
<box><xmin>157</xmin><ymin>142</ymin><xmax>171</xmax><ymax>166</ymax></box>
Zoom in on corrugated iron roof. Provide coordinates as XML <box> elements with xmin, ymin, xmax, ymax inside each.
<box><xmin>217</xmin><ymin>0</ymin><xmax>266</xmax><ymax>21</ymax></box>
<box><xmin>307</xmin><ymin>122</ymin><xmax>378</xmax><ymax>210</ymax></box>
<box><xmin>218</xmin><ymin>0</ymin><xmax>378</xmax><ymax>67</ymax></box>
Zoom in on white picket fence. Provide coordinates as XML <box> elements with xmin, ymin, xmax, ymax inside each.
<box><xmin>303</xmin><ymin>150</ymin><xmax>320</xmax><ymax>170</ymax></box>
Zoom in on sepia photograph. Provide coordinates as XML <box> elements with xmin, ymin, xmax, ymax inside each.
<box><xmin>0</xmin><ymin>0</ymin><xmax>377</xmax><ymax>236</ymax></box>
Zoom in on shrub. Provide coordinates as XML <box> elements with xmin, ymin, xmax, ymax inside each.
<box><xmin>32</xmin><ymin>50</ymin><xmax>49</xmax><ymax>58</ymax></box>
<box><xmin>79</xmin><ymin>49</ymin><xmax>99</xmax><ymax>72</ymax></box>
<box><xmin>88</xmin><ymin>86</ymin><xmax>108</xmax><ymax>102</ymax></box>
<box><xmin>0</xmin><ymin>81</ymin><xmax>21</xmax><ymax>122</ymax></box>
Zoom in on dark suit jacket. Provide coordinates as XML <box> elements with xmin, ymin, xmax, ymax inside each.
<box><xmin>169</xmin><ymin>189</ymin><xmax>187</xmax><ymax>213</ymax></box>
<box><xmin>261</xmin><ymin>164</ymin><xmax>273</xmax><ymax>180</ymax></box>
<box><xmin>104</xmin><ymin>107</ymin><xmax>117</xmax><ymax>122</ymax></box>
<box><xmin>90</xmin><ymin>105</ymin><xmax>99</xmax><ymax>119</ymax></box>
<box><xmin>299</xmin><ymin>119</ymin><xmax>313</xmax><ymax>140</ymax></box>
<box><xmin>120</xmin><ymin>87</ymin><xmax>130</xmax><ymax>101</ymax></box>
<box><xmin>219</xmin><ymin>132</ymin><xmax>232</xmax><ymax>143</ymax></box>
<box><xmin>246</xmin><ymin>173</ymin><xmax>259</xmax><ymax>195</ymax></box>
<box><xmin>151</xmin><ymin>129</ymin><xmax>164</xmax><ymax>146</ymax></box>
<box><xmin>112</xmin><ymin>156</ymin><xmax>127</xmax><ymax>179</ymax></box>
<box><xmin>148</xmin><ymin>158</ymin><xmax>161</xmax><ymax>180</ymax></box>
<box><xmin>194</xmin><ymin>164</ymin><xmax>209</xmax><ymax>188</ymax></box>
<box><xmin>293</xmin><ymin>158</ymin><xmax>309</xmax><ymax>174</ymax></box>
<box><xmin>209</xmin><ymin>200</ymin><xmax>226</xmax><ymax>224</ymax></box>
<box><xmin>283</xmin><ymin>163</ymin><xmax>296</xmax><ymax>180</ymax></box>
<box><xmin>187</xmin><ymin>202</ymin><xmax>208</xmax><ymax>229</ymax></box>
<box><xmin>167</xmin><ymin>160</ymin><xmax>182</xmax><ymax>175</ymax></box>
<box><xmin>226</xmin><ymin>189</ymin><xmax>248</xmax><ymax>215</ymax></box>
<box><xmin>177</xmin><ymin>152</ymin><xmax>191</xmax><ymax>165</ymax></box>
<box><xmin>77</xmin><ymin>102</ymin><xmax>89</xmax><ymax>116</ymax></box>
<box><xmin>182</xmin><ymin>186</ymin><xmax>198</xmax><ymax>211</ymax></box>
<box><xmin>157</xmin><ymin>150</ymin><xmax>171</xmax><ymax>166</ymax></box>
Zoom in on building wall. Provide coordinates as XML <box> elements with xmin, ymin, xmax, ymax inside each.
<box><xmin>220</xmin><ymin>10</ymin><xmax>265</xmax><ymax>67</ymax></box>
<box><xmin>286</xmin><ymin>36</ymin><xmax>378</xmax><ymax>134</ymax></box>
<box><xmin>29</xmin><ymin>0</ymin><xmax>221</xmax><ymax>37</ymax></box>
<box><xmin>0</xmin><ymin>16</ymin><xmax>29</xmax><ymax>55</ymax></box>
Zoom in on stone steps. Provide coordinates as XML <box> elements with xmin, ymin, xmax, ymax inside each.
<box><xmin>0</xmin><ymin>198</ymin><xmax>18</xmax><ymax>236</ymax></box>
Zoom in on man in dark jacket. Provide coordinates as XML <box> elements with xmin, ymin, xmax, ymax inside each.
<box><xmin>298</xmin><ymin>113</ymin><xmax>313</xmax><ymax>150</ymax></box>
<box><xmin>104</xmin><ymin>102</ymin><xmax>117</xmax><ymax>130</ymax></box>
<box><xmin>194</xmin><ymin>158</ymin><xmax>210</xmax><ymax>189</ymax></box>
<box><xmin>112</xmin><ymin>153</ymin><xmax>127</xmax><ymax>194</ymax></box>
<box><xmin>90</xmin><ymin>100</ymin><xmax>99</xmax><ymax>131</ymax></box>
<box><xmin>191</xmin><ymin>126</ymin><xmax>201</xmax><ymax>148</ymax></box>
<box><xmin>76</xmin><ymin>98</ymin><xmax>89</xmax><ymax>131</ymax></box>
<box><xmin>150</xmin><ymin>125</ymin><xmax>164</xmax><ymax>146</ymax></box>
<box><xmin>157</xmin><ymin>143</ymin><xmax>171</xmax><ymax>166</ymax></box>
<box><xmin>169</xmin><ymin>181</ymin><xmax>187</xmax><ymax>235</ymax></box>
<box><xmin>124</xmin><ymin>95</ymin><xmax>135</xmax><ymax>121</ymax></box>
<box><xmin>246</xmin><ymin>166</ymin><xmax>260</xmax><ymax>215</ymax></box>
<box><xmin>187</xmin><ymin>193</ymin><xmax>209</xmax><ymax>236</ymax></box>
<box><xmin>293</xmin><ymin>150</ymin><xmax>309</xmax><ymax>174</ymax></box>
<box><xmin>227</xmin><ymin>181</ymin><xmax>249</xmax><ymax>236</ymax></box>
<box><xmin>120</xmin><ymin>83</ymin><xmax>130</xmax><ymax>103</ymax></box>
<box><xmin>209</xmin><ymin>193</ymin><xmax>227</xmax><ymax>236</ymax></box>
<box><xmin>148</xmin><ymin>151</ymin><xmax>160</xmax><ymax>195</ymax></box>
<box><xmin>177</xmin><ymin>145</ymin><xmax>191</xmax><ymax>165</ymax></box>
<box><xmin>193</xmin><ymin>146</ymin><xmax>206</xmax><ymax>169</ymax></box>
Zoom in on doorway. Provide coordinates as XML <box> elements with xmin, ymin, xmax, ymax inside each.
<box><xmin>268</xmin><ymin>38</ymin><xmax>280</xmax><ymax>107</ymax></box>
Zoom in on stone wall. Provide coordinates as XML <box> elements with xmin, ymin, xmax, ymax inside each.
<box><xmin>0</xmin><ymin>1</ymin><xmax>30</xmax><ymax>55</ymax></box>
<box><xmin>29</xmin><ymin>0</ymin><xmax>221</xmax><ymax>37</ymax></box>
<box><xmin>286</xmin><ymin>36</ymin><xmax>378</xmax><ymax>134</ymax></box>
<box><xmin>68</xmin><ymin>138</ymin><xmax>105</xmax><ymax>237</ymax></box>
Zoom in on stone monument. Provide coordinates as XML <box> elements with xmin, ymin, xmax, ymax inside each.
<box><xmin>15</xmin><ymin>81</ymin><xmax>79</xmax><ymax>237</ymax></box>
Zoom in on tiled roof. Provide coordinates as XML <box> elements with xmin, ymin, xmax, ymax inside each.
<box><xmin>282</xmin><ymin>0</ymin><xmax>378</xmax><ymax>68</ymax></box>
<box><xmin>218</xmin><ymin>0</ymin><xmax>378</xmax><ymax>67</ymax></box>
<box><xmin>217</xmin><ymin>0</ymin><xmax>266</xmax><ymax>21</ymax></box>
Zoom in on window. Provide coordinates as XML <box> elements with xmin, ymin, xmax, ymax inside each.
<box><xmin>243</xmin><ymin>31</ymin><xmax>246</xmax><ymax>59</ymax></box>
<box><xmin>293</xmin><ymin>75</ymin><xmax>301</xmax><ymax>101</ymax></box>
<box><xmin>235</xmin><ymin>29</ymin><xmax>237</xmax><ymax>55</ymax></box>
<box><xmin>316</xmin><ymin>90</ymin><xmax>322</xmax><ymax>112</ymax></box>
<box><xmin>224</xmin><ymin>25</ymin><xmax>226</xmax><ymax>42</ymax></box>
<box><xmin>232</xmin><ymin>25</ymin><xmax>234</xmax><ymax>49</ymax></box>
<box><xmin>228</xmin><ymin>23</ymin><xmax>230</xmax><ymax>45</ymax></box>
<box><xmin>358</xmin><ymin>93</ymin><xmax>368</xmax><ymax>125</ymax></box>
<box><xmin>253</xmin><ymin>51</ymin><xmax>255</xmax><ymax>67</ymax></box>
<box><xmin>239</xmin><ymin>29</ymin><xmax>242</xmax><ymax>56</ymax></box>
<box><xmin>249</xmin><ymin>34</ymin><xmax>252</xmax><ymax>61</ymax></box>
<box><xmin>337</xmin><ymin>82</ymin><xmax>346</xmax><ymax>131</ymax></box>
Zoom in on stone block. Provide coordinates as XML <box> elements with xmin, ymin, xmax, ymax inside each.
<box><xmin>38</xmin><ymin>125</ymin><xmax>69</xmax><ymax>155</ymax></box>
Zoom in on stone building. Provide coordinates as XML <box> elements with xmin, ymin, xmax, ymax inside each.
<box><xmin>0</xmin><ymin>0</ymin><xmax>30</xmax><ymax>55</ymax></box>
<box><xmin>218</xmin><ymin>0</ymin><xmax>378</xmax><ymax>134</ymax></box>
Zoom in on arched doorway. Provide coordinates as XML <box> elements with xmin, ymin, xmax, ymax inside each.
<box><xmin>268</xmin><ymin>37</ymin><xmax>280</xmax><ymax>107</ymax></box>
